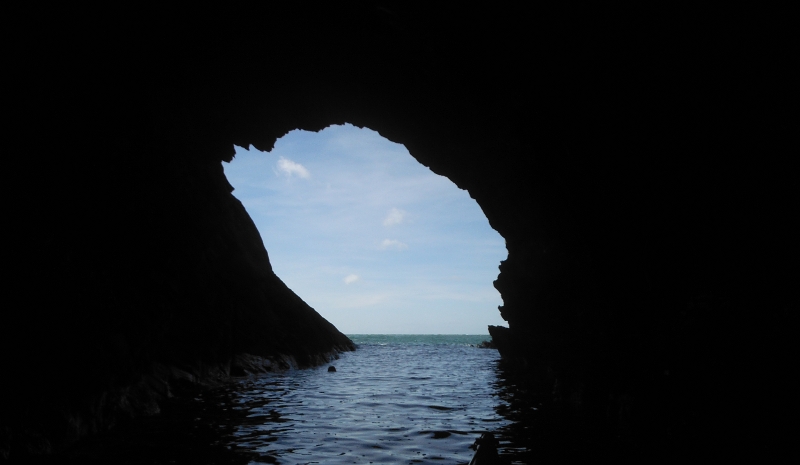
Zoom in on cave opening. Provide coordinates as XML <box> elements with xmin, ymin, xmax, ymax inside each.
<box><xmin>223</xmin><ymin>124</ymin><xmax>508</xmax><ymax>335</ymax></box>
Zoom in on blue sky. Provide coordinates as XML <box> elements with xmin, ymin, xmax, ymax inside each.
<box><xmin>224</xmin><ymin>124</ymin><xmax>507</xmax><ymax>334</ymax></box>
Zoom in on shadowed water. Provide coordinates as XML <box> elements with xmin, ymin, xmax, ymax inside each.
<box><xmin>31</xmin><ymin>336</ymin><xmax>683</xmax><ymax>465</ymax></box>
<box><xmin>44</xmin><ymin>335</ymin><xmax>543</xmax><ymax>465</ymax></box>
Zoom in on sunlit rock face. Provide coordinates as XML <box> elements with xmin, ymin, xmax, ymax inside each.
<box><xmin>4</xmin><ymin>3</ymin><xmax>792</xmax><ymax>461</ymax></box>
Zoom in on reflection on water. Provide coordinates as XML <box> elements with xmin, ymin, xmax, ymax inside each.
<box><xmin>49</xmin><ymin>336</ymin><xmax>575</xmax><ymax>464</ymax></box>
<box><xmin>491</xmin><ymin>362</ymin><xmax>554</xmax><ymax>464</ymax></box>
<box><xmin>491</xmin><ymin>361</ymin><xmax>639</xmax><ymax>464</ymax></box>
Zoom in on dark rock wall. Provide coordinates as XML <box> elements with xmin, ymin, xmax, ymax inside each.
<box><xmin>4</xmin><ymin>2</ymin><xmax>794</xmax><ymax>460</ymax></box>
<box><xmin>3</xmin><ymin>145</ymin><xmax>353</xmax><ymax>456</ymax></box>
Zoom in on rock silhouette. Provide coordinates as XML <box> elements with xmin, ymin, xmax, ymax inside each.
<box><xmin>3</xmin><ymin>3</ymin><xmax>792</xmax><ymax>461</ymax></box>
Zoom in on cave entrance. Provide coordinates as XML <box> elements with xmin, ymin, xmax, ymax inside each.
<box><xmin>224</xmin><ymin>124</ymin><xmax>506</xmax><ymax>334</ymax></box>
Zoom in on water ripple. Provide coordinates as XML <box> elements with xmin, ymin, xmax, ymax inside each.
<box><xmin>222</xmin><ymin>339</ymin><xmax>505</xmax><ymax>464</ymax></box>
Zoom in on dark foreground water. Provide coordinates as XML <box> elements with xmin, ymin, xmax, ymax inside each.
<box><xmin>48</xmin><ymin>335</ymin><xmax>548</xmax><ymax>465</ymax></box>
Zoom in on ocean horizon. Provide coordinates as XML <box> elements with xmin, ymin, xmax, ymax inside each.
<box><xmin>346</xmin><ymin>333</ymin><xmax>492</xmax><ymax>345</ymax></box>
<box><xmin>345</xmin><ymin>333</ymin><xmax>491</xmax><ymax>343</ymax></box>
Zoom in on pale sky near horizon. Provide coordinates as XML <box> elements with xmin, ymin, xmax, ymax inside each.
<box><xmin>224</xmin><ymin>124</ymin><xmax>507</xmax><ymax>334</ymax></box>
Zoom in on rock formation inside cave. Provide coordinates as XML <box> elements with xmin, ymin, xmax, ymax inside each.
<box><xmin>3</xmin><ymin>2</ymin><xmax>794</xmax><ymax>461</ymax></box>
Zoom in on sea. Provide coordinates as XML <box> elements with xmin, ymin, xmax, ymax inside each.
<box><xmin>221</xmin><ymin>334</ymin><xmax>506</xmax><ymax>464</ymax></box>
<box><xmin>52</xmin><ymin>334</ymin><xmax>542</xmax><ymax>465</ymax></box>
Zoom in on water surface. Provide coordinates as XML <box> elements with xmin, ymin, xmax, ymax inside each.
<box><xmin>49</xmin><ymin>335</ymin><xmax>523</xmax><ymax>465</ymax></box>
<box><xmin>223</xmin><ymin>334</ymin><xmax>505</xmax><ymax>464</ymax></box>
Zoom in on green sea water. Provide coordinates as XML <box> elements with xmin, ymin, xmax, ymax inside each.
<box><xmin>347</xmin><ymin>334</ymin><xmax>492</xmax><ymax>346</ymax></box>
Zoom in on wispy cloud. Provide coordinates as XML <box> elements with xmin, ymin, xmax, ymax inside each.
<box><xmin>383</xmin><ymin>207</ymin><xmax>406</xmax><ymax>226</ymax></box>
<box><xmin>380</xmin><ymin>239</ymin><xmax>408</xmax><ymax>250</ymax></box>
<box><xmin>276</xmin><ymin>157</ymin><xmax>310</xmax><ymax>179</ymax></box>
<box><xmin>344</xmin><ymin>274</ymin><xmax>359</xmax><ymax>284</ymax></box>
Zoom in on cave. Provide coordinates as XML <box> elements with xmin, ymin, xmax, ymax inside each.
<box><xmin>4</xmin><ymin>3</ymin><xmax>793</xmax><ymax>462</ymax></box>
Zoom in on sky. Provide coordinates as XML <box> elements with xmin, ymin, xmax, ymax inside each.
<box><xmin>224</xmin><ymin>124</ymin><xmax>507</xmax><ymax>334</ymax></box>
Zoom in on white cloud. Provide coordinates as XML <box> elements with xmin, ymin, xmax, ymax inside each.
<box><xmin>276</xmin><ymin>157</ymin><xmax>310</xmax><ymax>179</ymax></box>
<box><xmin>344</xmin><ymin>274</ymin><xmax>359</xmax><ymax>284</ymax></box>
<box><xmin>383</xmin><ymin>207</ymin><xmax>406</xmax><ymax>226</ymax></box>
<box><xmin>380</xmin><ymin>239</ymin><xmax>408</xmax><ymax>250</ymax></box>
